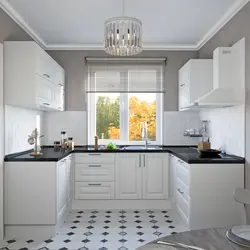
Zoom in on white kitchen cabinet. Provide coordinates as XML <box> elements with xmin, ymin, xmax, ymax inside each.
<box><xmin>5</xmin><ymin>155</ymin><xmax>73</xmax><ymax>239</ymax></box>
<box><xmin>142</xmin><ymin>153</ymin><xmax>169</xmax><ymax>199</ymax></box>
<box><xmin>57</xmin><ymin>159</ymin><xmax>67</xmax><ymax>219</ymax></box>
<box><xmin>171</xmin><ymin>156</ymin><xmax>245</xmax><ymax>230</ymax></box>
<box><xmin>115</xmin><ymin>153</ymin><xmax>169</xmax><ymax>200</ymax></box>
<box><xmin>178</xmin><ymin>59</ymin><xmax>213</xmax><ymax>110</ymax></box>
<box><xmin>4</xmin><ymin>41</ymin><xmax>65</xmax><ymax>111</ymax></box>
<box><xmin>74</xmin><ymin>153</ymin><xmax>115</xmax><ymax>200</ymax></box>
<box><xmin>169</xmin><ymin>154</ymin><xmax>177</xmax><ymax>203</ymax></box>
<box><xmin>115</xmin><ymin>153</ymin><xmax>141</xmax><ymax>199</ymax></box>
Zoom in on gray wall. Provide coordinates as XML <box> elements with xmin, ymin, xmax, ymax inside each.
<box><xmin>198</xmin><ymin>2</ymin><xmax>250</xmax><ymax>219</ymax></box>
<box><xmin>0</xmin><ymin>9</ymin><xmax>32</xmax><ymax>42</ymax></box>
<box><xmin>49</xmin><ymin>50</ymin><xmax>198</xmax><ymax>111</ymax></box>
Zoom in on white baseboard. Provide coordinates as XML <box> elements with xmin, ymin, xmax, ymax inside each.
<box><xmin>72</xmin><ymin>199</ymin><xmax>172</xmax><ymax>210</ymax></box>
<box><xmin>5</xmin><ymin>225</ymin><xmax>56</xmax><ymax>240</ymax></box>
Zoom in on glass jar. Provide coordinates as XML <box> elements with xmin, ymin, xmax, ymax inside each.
<box><xmin>68</xmin><ymin>137</ymin><xmax>74</xmax><ymax>149</ymax></box>
<box><xmin>54</xmin><ymin>141</ymin><xmax>61</xmax><ymax>149</ymax></box>
<box><xmin>61</xmin><ymin>131</ymin><xmax>68</xmax><ymax>148</ymax></box>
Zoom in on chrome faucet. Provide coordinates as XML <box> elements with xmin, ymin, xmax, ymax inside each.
<box><xmin>141</xmin><ymin>121</ymin><xmax>148</xmax><ymax>148</ymax></box>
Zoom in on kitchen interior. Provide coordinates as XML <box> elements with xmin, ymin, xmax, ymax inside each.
<box><xmin>0</xmin><ymin>0</ymin><xmax>250</xmax><ymax>250</ymax></box>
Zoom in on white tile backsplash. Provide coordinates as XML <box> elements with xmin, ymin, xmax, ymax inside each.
<box><xmin>199</xmin><ymin>105</ymin><xmax>245</xmax><ymax>157</ymax></box>
<box><xmin>44</xmin><ymin>111</ymin><xmax>87</xmax><ymax>145</ymax></box>
<box><xmin>5</xmin><ymin>105</ymin><xmax>45</xmax><ymax>155</ymax></box>
<box><xmin>163</xmin><ymin>111</ymin><xmax>201</xmax><ymax>145</ymax></box>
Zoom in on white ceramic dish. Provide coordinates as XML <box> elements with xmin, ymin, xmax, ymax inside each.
<box><xmin>231</xmin><ymin>225</ymin><xmax>250</xmax><ymax>241</ymax></box>
<box><xmin>226</xmin><ymin>229</ymin><xmax>250</xmax><ymax>248</ymax></box>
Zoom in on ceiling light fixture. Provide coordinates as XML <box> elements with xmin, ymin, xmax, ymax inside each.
<box><xmin>104</xmin><ymin>0</ymin><xmax>143</xmax><ymax>56</ymax></box>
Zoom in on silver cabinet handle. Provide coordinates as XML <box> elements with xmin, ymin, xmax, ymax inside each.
<box><xmin>43</xmin><ymin>102</ymin><xmax>50</xmax><ymax>106</ymax></box>
<box><xmin>58</xmin><ymin>83</ymin><xmax>64</xmax><ymax>87</ymax></box>
<box><xmin>170</xmin><ymin>154</ymin><xmax>174</xmax><ymax>158</ymax></box>
<box><xmin>88</xmin><ymin>153</ymin><xmax>101</xmax><ymax>156</ymax></box>
<box><xmin>88</xmin><ymin>183</ymin><xmax>102</xmax><ymax>186</ymax></box>
<box><xmin>178</xmin><ymin>188</ymin><xmax>184</xmax><ymax>195</ymax></box>
<box><xmin>88</xmin><ymin>164</ymin><xmax>101</xmax><ymax>168</ymax></box>
<box><xmin>178</xmin><ymin>159</ymin><xmax>184</xmax><ymax>164</ymax></box>
<box><xmin>180</xmin><ymin>84</ymin><xmax>186</xmax><ymax>87</ymax></box>
<box><xmin>143</xmin><ymin>154</ymin><xmax>146</xmax><ymax>167</ymax></box>
<box><xmin>43</xmin><ymin>73</ymin><xmax>50</xmax><ymax>78</ymax></box>
<box><xmin>139</xmin><ymin>155</ymin><xmax>141</xmax><ymax>167</ymax></box>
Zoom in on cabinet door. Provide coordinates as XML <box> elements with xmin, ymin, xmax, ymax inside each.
<box><xmin>66</xmin><ymin>155</ymin><xmax>73</xmax><ymax>203</ymax></box>
<box><xmin>115</xmin><ymin>154</ymin><xmax>141</xmax><ymax>199</ymax></box>
<box><xmin>178</xmin><ymin>63</ymin><xmax>190</xmax><ymax>110</ymax></box>
<box><xmin>57</xmin><ymin>159</ymin><xmax>67</xmax><ymax>219</ymax></box>
<box><xmin>169</xmin><ymin>154</ymin><xmax>177</xmax><ymax>202</ymax></box>
<box><xmin>52</xmin><ymin>85</ymin><xmax>64</xmax><ymax>111</ymax></box>
<box><xmin>36</xmin><ymin>74</ymin><xmax>53</xmax><ymax>107</ymax></box>
<box><xmin>142</xmin><ymin>153</ymin><xmax>169</xmax><ymax>200</ymax></box>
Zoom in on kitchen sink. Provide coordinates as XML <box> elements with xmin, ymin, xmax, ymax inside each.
<box><xmin>121</xmin><ymin>146</ymin><xmax>162</xmax><ymax>150</ymax></box>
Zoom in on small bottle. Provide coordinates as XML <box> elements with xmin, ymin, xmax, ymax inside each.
<box><xmin>68</xmin><ymin>137</ymin><xmax>74</xmax><ymax>149</ymax></box>
<box><xmin>94</xmin><ymin>136</ymin><xmax>98</xmax><ymax>151</ymax></box>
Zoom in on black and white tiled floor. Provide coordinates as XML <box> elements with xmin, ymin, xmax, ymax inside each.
<box><xmin>0</xmin><ymin>209</ymin><xmax>188</xmax><ymax>250</ymax></box>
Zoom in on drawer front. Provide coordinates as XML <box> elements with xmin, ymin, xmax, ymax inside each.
<box><xmin>75</xmin><ymin>182</ymin><xmax>114</xmax><ymax>200</ymax></box>
<box><xmin>75</xmin><ymin>153</ymin><xmax>115</xmax><ymax>164</ymax></box>
<box><xmin>75</xmin><ymin>163</ymin><xmax>114</xmax><ymax>182</ymax></box>
<box><xmin>176</xmin><ymin>187</ymin><xmax>189</xmax><ymax>222</ymax></box>
<box><xmin>176</xmin><ymin>159</ymin><xmax>189</xmax><ymax>188</ymax></box>
<box><xmin>176</xmin><ymin>178</ymin><xmax>190</xmax><ymax>199</ymax></box>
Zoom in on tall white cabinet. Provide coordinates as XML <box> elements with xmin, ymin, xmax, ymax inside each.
<box><xmin>115</xmin><ymin>153</ymin><xmax>169</xmax><ymax>200</ymax></box>
<box><xmin>4</xmin><ymin>41</ymin><xmax>65</xmax><ymax>111</ymax></box>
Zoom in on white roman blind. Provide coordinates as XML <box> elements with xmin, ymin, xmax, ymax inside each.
<box><xmin>86</xmin><ymin>58</ymin><xmax>166</xmax><ymax>93</ymax></box>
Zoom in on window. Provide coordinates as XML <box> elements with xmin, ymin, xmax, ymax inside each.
<box><xmin>87</xmin><ymin>59</ymin><xmax>164</xmax><ymax>145</ymax></box>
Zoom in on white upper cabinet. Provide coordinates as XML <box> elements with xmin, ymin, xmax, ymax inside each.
<box><xmin>178</xmin><ymin>59</ymin><xmax>213</xmax><ymax>110</ymax></box>
<box><xmin>4</xmin><ymin>41</ymin><xmax>65</xmax><ymax>111</ymax></box>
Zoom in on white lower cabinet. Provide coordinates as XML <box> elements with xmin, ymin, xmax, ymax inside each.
<box><xmin>115</xmin><ymin>153</ymin><xmax>169</xmax><ymax>200</ymax></box>
<box><xmin>171</xmin><ymin>156</ymin><xmax>245</xmax><ymax>230</ymax></box>
<box><xmin>74</xmin><ymin>153</ymin><xmax>115</xmax><ymax>200</ymax></box>
<box><xmin>115</xmin><ymin>154</ymin><xmax>141</xmax><ymax>199</ymax></box>
<box><xmin>4</xmin><ymin>154</ymin><xmax>72</xmax><ymax>231</ymax></box>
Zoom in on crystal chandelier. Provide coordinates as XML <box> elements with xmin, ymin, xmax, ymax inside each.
<box><xmin>104</xmin><ymin>0</ymin><xmax>143</xmax><ymax>56</ymax></box>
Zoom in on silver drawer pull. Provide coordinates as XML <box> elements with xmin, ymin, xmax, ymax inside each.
<box><xmin>43</xmin><ymin>73</ymin><xmax>50</xmax><ymax>78</ymax></box>
<box><xmin>43</xmin><ymin>102</ymin><xmax>50</xmax><ymax>106</ymax></box>
<box><xmin>88</xmin><ymin>183</ymin><xmax>102</xmax><ymax>186</ymax></box>
<box><xmin>88</xmin><ymin>153</ymin><xmax>102</xmax><ymax>156</ymax></box>
<box><xmin>178</xmin><ymin>159</ymin><xmax>184</xmax><ymax>164</ymax></box>
<box><xmin>58</xmin><ymin>83</ymin><xmax>64</xmax><ymax>87</ymax></box>
<box><xmin>88</xmin><ymin>164</ymin><xmax>101</xmax><ymax>168</ymax></box>
<box><xmin>178</xmin><ymin>188</ymin><xmax>184</xmax><ymax>195</ymax></box>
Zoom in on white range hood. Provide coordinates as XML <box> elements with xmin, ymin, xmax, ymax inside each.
<box><xmin>188</xmin><ymin>38</ymin><xmax>245</xmax><ymax>109</ymax></box>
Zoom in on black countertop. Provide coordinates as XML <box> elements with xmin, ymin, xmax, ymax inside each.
<box><xmin>4</xmin><ymin>146</ymin><xmax>245</xmax><ymax>164</ymax></box>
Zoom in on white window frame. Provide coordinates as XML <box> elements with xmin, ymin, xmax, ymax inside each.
<box><xmin>88</xmin><ymin>92</ymin><xmax>163</xmax><ymax>145</ymax></box>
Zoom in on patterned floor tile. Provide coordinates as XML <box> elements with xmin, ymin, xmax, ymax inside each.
<box><xmin>1</xmin><ymin>209</ymin><xmax>187</xmax><ymax>250</ymax></box>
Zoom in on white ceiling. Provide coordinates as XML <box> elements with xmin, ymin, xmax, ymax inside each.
<box><xmin>1</xmin><ymin>0</ymin><xmax>249</xmax><ymax>49</ymax></box>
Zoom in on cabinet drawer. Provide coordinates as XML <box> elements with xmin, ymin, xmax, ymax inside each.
<box><xmin>75</xmin><ymin>182</ymin><xmax>114</xmax><ymax>200</ymax></box>
<box><xmin>176</xmin><ymin>188</ymin><xmax>189</xmax><ymax>222</ymax></box>
<box><xmin>75</xmin><ymin>153</ymin><xmax>115</xmax><ymax>164</ymax></box>
<box><xmin>75</xmin><ymin>163</ymin><xmax>114</xmax><ymax>182</ymax></box>
<box><xmin>176</xmin><ymin>159</ymin><xmax>189</xmax><ymax>187</ymax></box>
<box><xmin>176</xmin><ymin>178</ymin><xmax>189</xmax><ymax>199</ymax></box>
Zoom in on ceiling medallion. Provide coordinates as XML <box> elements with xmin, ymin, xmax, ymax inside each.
<box><xmin>104</xmin><ymin>0</ymin><xmax>143</xmax><ymax>56</ymax></box>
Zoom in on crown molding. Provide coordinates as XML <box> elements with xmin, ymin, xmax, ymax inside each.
<box><xmin>0</xmin><ymin>0</ymin><xmax>249</xmax><ymax>51</ymax></box>
<box><xmin>46</xmin><ymin>43</ymin><xmax>198</xmax><ymax>51</ymax></box>
<box><xmin>0</xmin><ymin>0</ymin><xmax>47</xmax><ymax>49</ymax></box>
<box><xmin>197</xmin><ymin>0</ymin><xmax>250</xmax><ymax>50</ymax></box>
